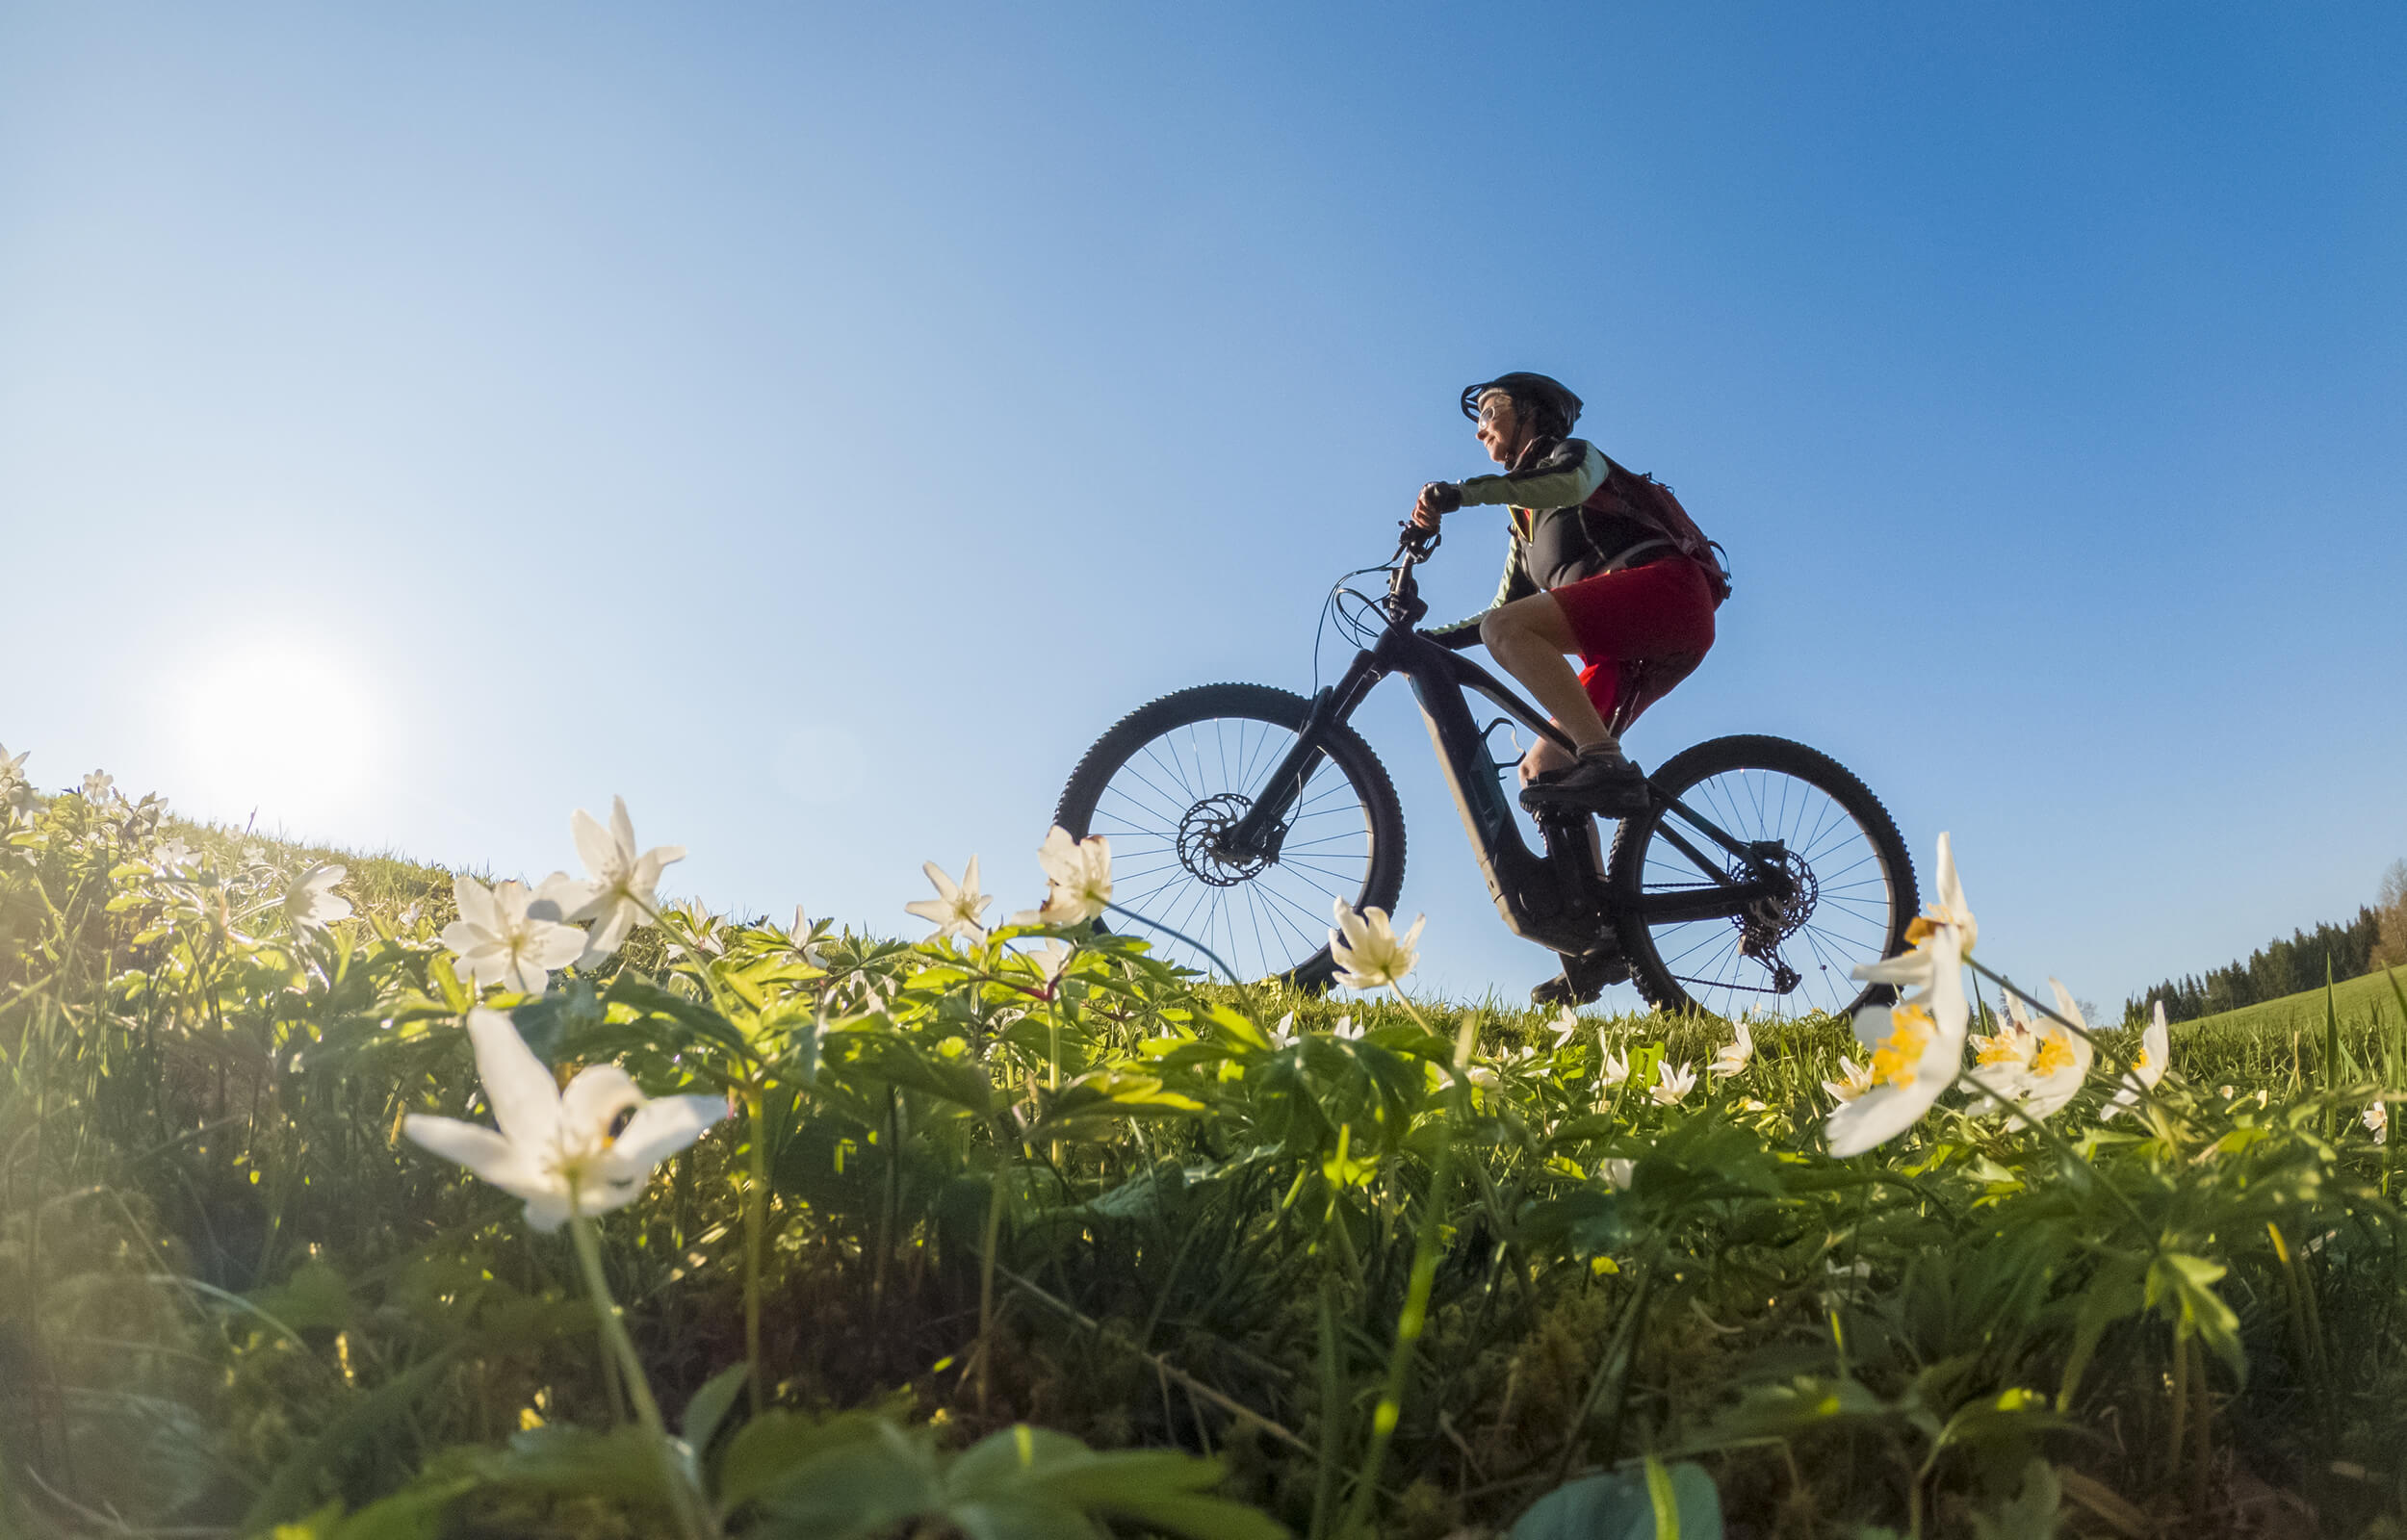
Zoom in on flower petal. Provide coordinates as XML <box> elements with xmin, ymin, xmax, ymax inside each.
<box><xmin>608</xmin><ymin>1093</ymin><xmax>729</xmax><ymax>1173</ymax></box>
<box><xmin>559</xmin><ymin>1064</ymin><xmax>646</xmax><ymax>1143</ymax></box>
<box><xmin>464</xmin><ymin>1008</ymin><xmax>561</xmax><ymax>1151</ymax></box>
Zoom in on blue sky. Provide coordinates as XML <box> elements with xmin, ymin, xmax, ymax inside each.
<box><xmin>4</xmin><ymin>3</ymin><xmax>2401</xmax><ymax>1011</ymax></box>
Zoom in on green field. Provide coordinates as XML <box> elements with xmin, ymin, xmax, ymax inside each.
<box><xmin>2176</xmin><ymin>963</ymin><xmax>2407</xmax><ymax>1044</ymax></box>
<box><xmin>5</xmin><ymin>778</ymin><xmax>2406</xmax><ymax>1539</ymax></box>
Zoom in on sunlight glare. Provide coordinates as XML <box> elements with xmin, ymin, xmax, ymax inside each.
<box><xmin>171</xmin><ymin>638</ymin><xmax>385</xmax><ymax>836</ymax></box>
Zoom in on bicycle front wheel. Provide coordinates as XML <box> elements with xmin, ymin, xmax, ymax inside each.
<box><xmin>1052</xmin><ymin>683</ymin><xmax>1406</xmax><ymax>988</ymax></box>
<box><xmin>1607</xmin><ymin>734</ymin><xmax>1917</xmax><ymax>1021</ymax></box>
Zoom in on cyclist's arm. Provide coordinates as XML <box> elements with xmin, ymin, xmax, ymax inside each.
<box><xmin>1425</xmin><ymin>538</ymin><xmax>1533</xmax><ymax>650</ymax></box>
<box><xmin>1452</xmin><ymin>437</ymin><xmax>1607</xmax><ymax>513</ymax></box>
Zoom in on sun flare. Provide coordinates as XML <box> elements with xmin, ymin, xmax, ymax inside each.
<box><xmin>170</xmin><ymin>639</ymin><xmax>383</xmax><ymax>833</ymax></box>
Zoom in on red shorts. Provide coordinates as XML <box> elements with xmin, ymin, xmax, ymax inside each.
<box><xmin>1547</xmin><ymin>557</ymin><xmax>1718</xmax><ymax>729</ymax></box>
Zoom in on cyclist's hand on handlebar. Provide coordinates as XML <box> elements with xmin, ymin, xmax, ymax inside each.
<box><xmin>1410</xmin><ymin>481</ymin><xmax>1462</xmax><ymax>530</ymax></box>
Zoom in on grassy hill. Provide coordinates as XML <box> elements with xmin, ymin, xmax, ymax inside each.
<box><xmin>2175</xmin><ymin>962</ymin><xmax>2407</xmax><ymax>1040</ymax></box>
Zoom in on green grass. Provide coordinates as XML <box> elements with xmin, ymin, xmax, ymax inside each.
<box><xmin>2175</xmin><ymin>962</ymin><xmax>2407</xmax><ymax>1040</ymax></box>
<box><xmin>9</xmin><ymin>779</ymin><xmax>2407</xmax><ymax>1538</ymax></box>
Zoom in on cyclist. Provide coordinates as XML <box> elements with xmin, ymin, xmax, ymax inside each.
<box><xmin>1410</xmin><ymin>372</ymin><xmax>1718</xmax><ymax>819</ymax></box>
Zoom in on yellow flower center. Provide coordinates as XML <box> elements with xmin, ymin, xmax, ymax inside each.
<box><xmin>1971</xmin><ymin>1032</ymin><xmax>2024</xmax><ymax>1066</ymax></box>
<box><xmin>2031</xmin><ymin>1032</ymin><xmax>2075</xmax><ymax>1078</ymax></box>
<box><xmin>1870</xmin><ymin>1004</ymin><xmax>1934</xmax><ymax>1089</ymax></box>
<box><xmin>2134</xmin><ymin>1043</ymin><xmax>2154</xmax><ymax>1070</ymax></box>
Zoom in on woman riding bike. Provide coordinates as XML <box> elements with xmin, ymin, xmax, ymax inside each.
<box><xmin>1410</xmin><ymin>372</ymin><xmax>1721</xmax><ymax>818</ymax></box>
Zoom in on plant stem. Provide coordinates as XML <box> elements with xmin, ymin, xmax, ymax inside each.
<box><xmin>743</xmin><ymin>1086</ymin><xmax>768</xmax><ymax>1419</ymax></box>
<box><xmin>1337</xmin><ymin>1031</ymin><xmax>1462</xmax><ymax>1540</ymax></box>
<box><xmin>2164</xmin><ymin>1325</ymin><xmax>2188</xmax><ymax>1491</ymax></box>
<box><xmin>568</xmin><ymin>1215</ymin><xmax>715</xmax><ymax>1540</ymax></box>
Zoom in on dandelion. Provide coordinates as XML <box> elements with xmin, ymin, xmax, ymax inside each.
<box><xmin>1600</xmin><ymin>1045</ymin><xmax>1632</xmax><ymax>1088</ymax></box>
<box><xmin>2365</xmin><ymin>1103</ymin><xmax>2388</xmax><ymax>1145</ymax></box>
<box><xmin>1011</xmin><ymin>826</ymin><xmax>1113</xmax><ymax>926</ymax></box>
<box><xmin>1329</xmin><ymin>901</ymin><xmax>1424</xmax><ymax>991</ymax></box>
<box><xmin>1710</xmin><ymin>1021</ymin><xmax>1754</xmax><ymax>1079</ymax></box>
<box><xmin>1650</xmin><ymin>1059</ymin><xmax>1696</xmax><ymax>1107</ymax></box>
<box><xmin>1823</xmin><ymin>1057</ymin><xmax>1873</xmax><ymax>1103</ymax></box>
<box><xmin>1826</xmin><ymin>927</ymin><xmax>1969</xmax><ymax>1157</ymax></box>
<box><xmin>1853</xmin><ymin>833</ymin><xmax>1977</xmax><ymax>994</ymax></box>
<box><xmin>905</xmin><ymin>857</ymin><xmax>993</xmax><ymax>941</ymax></box>
<box><xmin>567</xmin><ymin>798</ymin><xmax>684</xmax><ymax>962</ymax></box>
<box><xmin>443</xmin><ymin>874</ymin><xmax>590</xmax><ymax>994</ymax></box>
<box><xmin>401</xmin><ymin>1008</ymin><xmax>727</xmax><ymax>1231</ymax></box>
<box><xmin>2102</xmin><ymin>1000</ymin><xmax>2170</xmax><ymax>1121</ymax></box>
<box><xmin>282</xmin><ymin>862</ymin><xmax>352</xmax><ymax>932</ymax></box>
<box><xmin>1599</xmin><ymin>1157</ymin><xmax>1636</xmax><ymax>1191</ymax></box>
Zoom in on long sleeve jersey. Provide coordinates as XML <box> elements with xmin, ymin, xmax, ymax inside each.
<box><xmin>1424</xmin><ymin>436</ymin><xmax>1671</xmax><ymax>648</ymax></box>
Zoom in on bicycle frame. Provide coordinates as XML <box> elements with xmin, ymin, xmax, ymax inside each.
<box><xmin>1218</xmin><ymin>539</ymin><xmax>1797</xmax><ymax>961</ymax></box>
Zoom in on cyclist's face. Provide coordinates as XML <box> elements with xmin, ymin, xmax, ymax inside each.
<box><xmin>1475</xmin><ymin>393</ymin><xmax>1526</xmax><ymax>464</ymax></box>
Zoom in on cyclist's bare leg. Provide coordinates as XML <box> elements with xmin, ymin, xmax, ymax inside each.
<box><xmin>1480</xmin><ymin>593</ymin><xmax>1617</xmax><ymax>752</ymax></box>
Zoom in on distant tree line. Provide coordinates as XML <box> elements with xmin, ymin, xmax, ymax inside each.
<box><xmin>2129</xmin><ymin>859</ymin><xmax>2407</xmax><ymax>1024</ymax></box>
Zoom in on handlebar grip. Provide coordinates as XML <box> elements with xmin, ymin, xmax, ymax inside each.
<box><xmin>1399</xmin><ymin>525</ymin><xmax>1442</xmax><ymax>561</ymax></box>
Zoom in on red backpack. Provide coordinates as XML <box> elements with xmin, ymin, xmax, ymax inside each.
<box><xmin>1584</xmin><ymin>457</ymin><xmax>1733</xmax><ymax>606</ymax></box>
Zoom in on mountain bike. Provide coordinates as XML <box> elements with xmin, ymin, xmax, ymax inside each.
<box><xmin>1050</xmin><ymin>531</ymin><xmax>1919</xmax><ymax>1019</ymax></box>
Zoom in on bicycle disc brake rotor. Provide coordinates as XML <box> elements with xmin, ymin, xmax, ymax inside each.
<box><xmin>1177</xmin><ymin>793</ymin><xmax>1274</xmax><ymax>887</ymax></box>
<box><xmin>1729</xmin><ymin>846</ymin><xmax>1817</xmax><ymax>992</ymax></box>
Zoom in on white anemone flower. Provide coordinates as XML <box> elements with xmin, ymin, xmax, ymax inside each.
<box><xmin>1600</xmin><ymin>1046</ymin><xmax>1632</xmax><ymax>1088</ymax></box>
<box><xmin>1333</xmin><ymin>1014</ymin><xmax>1364</xmax><ymax>1041</ymax></box>
<box><xmin>1710</xmin><ymin>1021</ymin><xmax>1754</xmax><ymax>1079</ymax></box>
<box><xmin>443</xmin><ymin>874</ymin><xmax>590</xmax><ymax>995</ymax></box>
<box><xmin>2009</xmin><ymin>981</ymin><xmax>2097</xmax><ymax>1121</ymax></box>
<box><xmin>566</xmin><ymin>797</ymin><xmax>683</xmax><ymax>963</ymax></box>
<box><xmin>1599</xmin><ymin>1158</ymin><xmax>1636</xmax><ymax>1192</ymax></box>
<box><xmin>1011</xmin><ymin>826</ymin><xmax>1113</xmax><ymax>926</ymax></box>
<box><xmin>2366</xmin><ymin>1103</ymin><xmax>2389</xmax><ymax>1145</ymax></box>
<box><xmin>283</xmin><ymin>862</ymin><xmax>353</xmax><ymax>932</ymax></box>
<box><xmin>1960</xmin><ymin>992</ymin><xmax>2041</xmax><ymax>1116</ymax></box>
<box><xmin>1268</xmin><ymin>1013</ymin><xmax>1299</xmax><ymax>1049</ymax></box>
<box><xmin>152</xmin><ymin>837</ymin><xmax>197</xmax><ymax>873</ymax></box>
<box><xmin>1822</xmin><ymin>1057</ymin><xmax>1874</xmax><ymax>1103</ymax></box>
<box><xmin>905</xmin><ymin>857</ymin><xmax>993</xmax><ymax>940</ymax></box>
<box><xmin>781</xmin><ymin>905</ymin><xmax>823</xmax><ymax>967</ymax></box>
<box><xmin>1825</xmin><ymin>928</ymin><xmax>1970</xmax><ymax>1157</ymax></box>
<box><xmin>401</xmin><ymin>1008</ymin><xmax>727</xmax><ymax>1232</ymax></box>
<box><xmin>1329</xmin><ymin>901</ymin><xmax>1425</xmax><ymax>991</ymax></box>
<box><xmin>1025</xmin><ymin>940</ymin><xmax>1074</xmax><ymax>991</ymax></box>
<box><xmin>1549</xmin><ymin>1007</ymin><xmax>1584</xmax><ymax>1051</ymax></box>
<box><xmin>1852</xmin><ymin>833</ymin><xmax>1978</xmax><ymax>994</ymax></box>
<box><xmin>2102</xmin><ymin>1000</ymin><xmax>2171</xmax><ymax>1121</ymax></box>
<box><xmin>1649</xmin><ymin>1059</ymin><xmax>1696</xmax><ymax>1107</ymax></box>
<box><xmin>81</xmin><ymin>770</ymin><xmax>116</xmax><ymax>803</ymax></box>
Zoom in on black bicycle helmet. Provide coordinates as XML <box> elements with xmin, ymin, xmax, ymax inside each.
<box><xmin>1459</xmin><ymin>372</ymin><xmax>1584</xmax><ymax>439</ymax></box>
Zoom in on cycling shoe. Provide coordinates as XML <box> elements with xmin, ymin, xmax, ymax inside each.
<box><xmin>1517</xmin><ymin>749</ymin><xmax>1651</xmax><ymax>818</ymax></box>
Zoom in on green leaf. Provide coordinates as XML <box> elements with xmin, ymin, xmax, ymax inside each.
<box><xmin>469</xmin><ymin>1424</ymin><xmax>669</xmax><ymax>1509</ymax></box>
<box><xmin>1967</xmin><ymin>1459</ymin><xmax>2062</xmax><ymax>1540</ymax></box>
<box><xmin>716</xmin><ymin>1409</ymin><xmax>893</xmax><ymax>1514</ymax></box>
<box><xmin>682</xmin><ymin>1362</ymin><xmax>751</xmax><ymax>1456</ymax></box>
<box><xmin>248</xmin><ymin>1258</ymin><xmax>353</xmax><ymax>1333</ymax></box>
<box><xmin>2146</xmin><ymin>1252</ymin><xmax>2246</xmax><ymax>1382</ymax></box>
<box><xmin>2057</xmin><ymin>1255</ymin><xmax>2145</xmax><ymax>1411</ymax></box>
<box><xmin>1509</xmin><ymin>1461</ymin><xmax>1721</xmax><ymax>1540</ymax></box>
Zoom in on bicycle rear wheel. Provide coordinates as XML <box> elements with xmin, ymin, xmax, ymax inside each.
<box><xmin>1607</xmin><ymin>734</ymin><xmax>1916</xmax><ymax>1021</ymax></box>
<box><xmin>1052</xmin><ymin>683</ymin><xmax>1406</xmax><ymax>988</ymax></box>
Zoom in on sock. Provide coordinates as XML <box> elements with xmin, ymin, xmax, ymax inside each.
<box><xmin>1575</xmin><ymin>740</ymin><xmax>1623</xmax><ymax>761</ymax></box>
